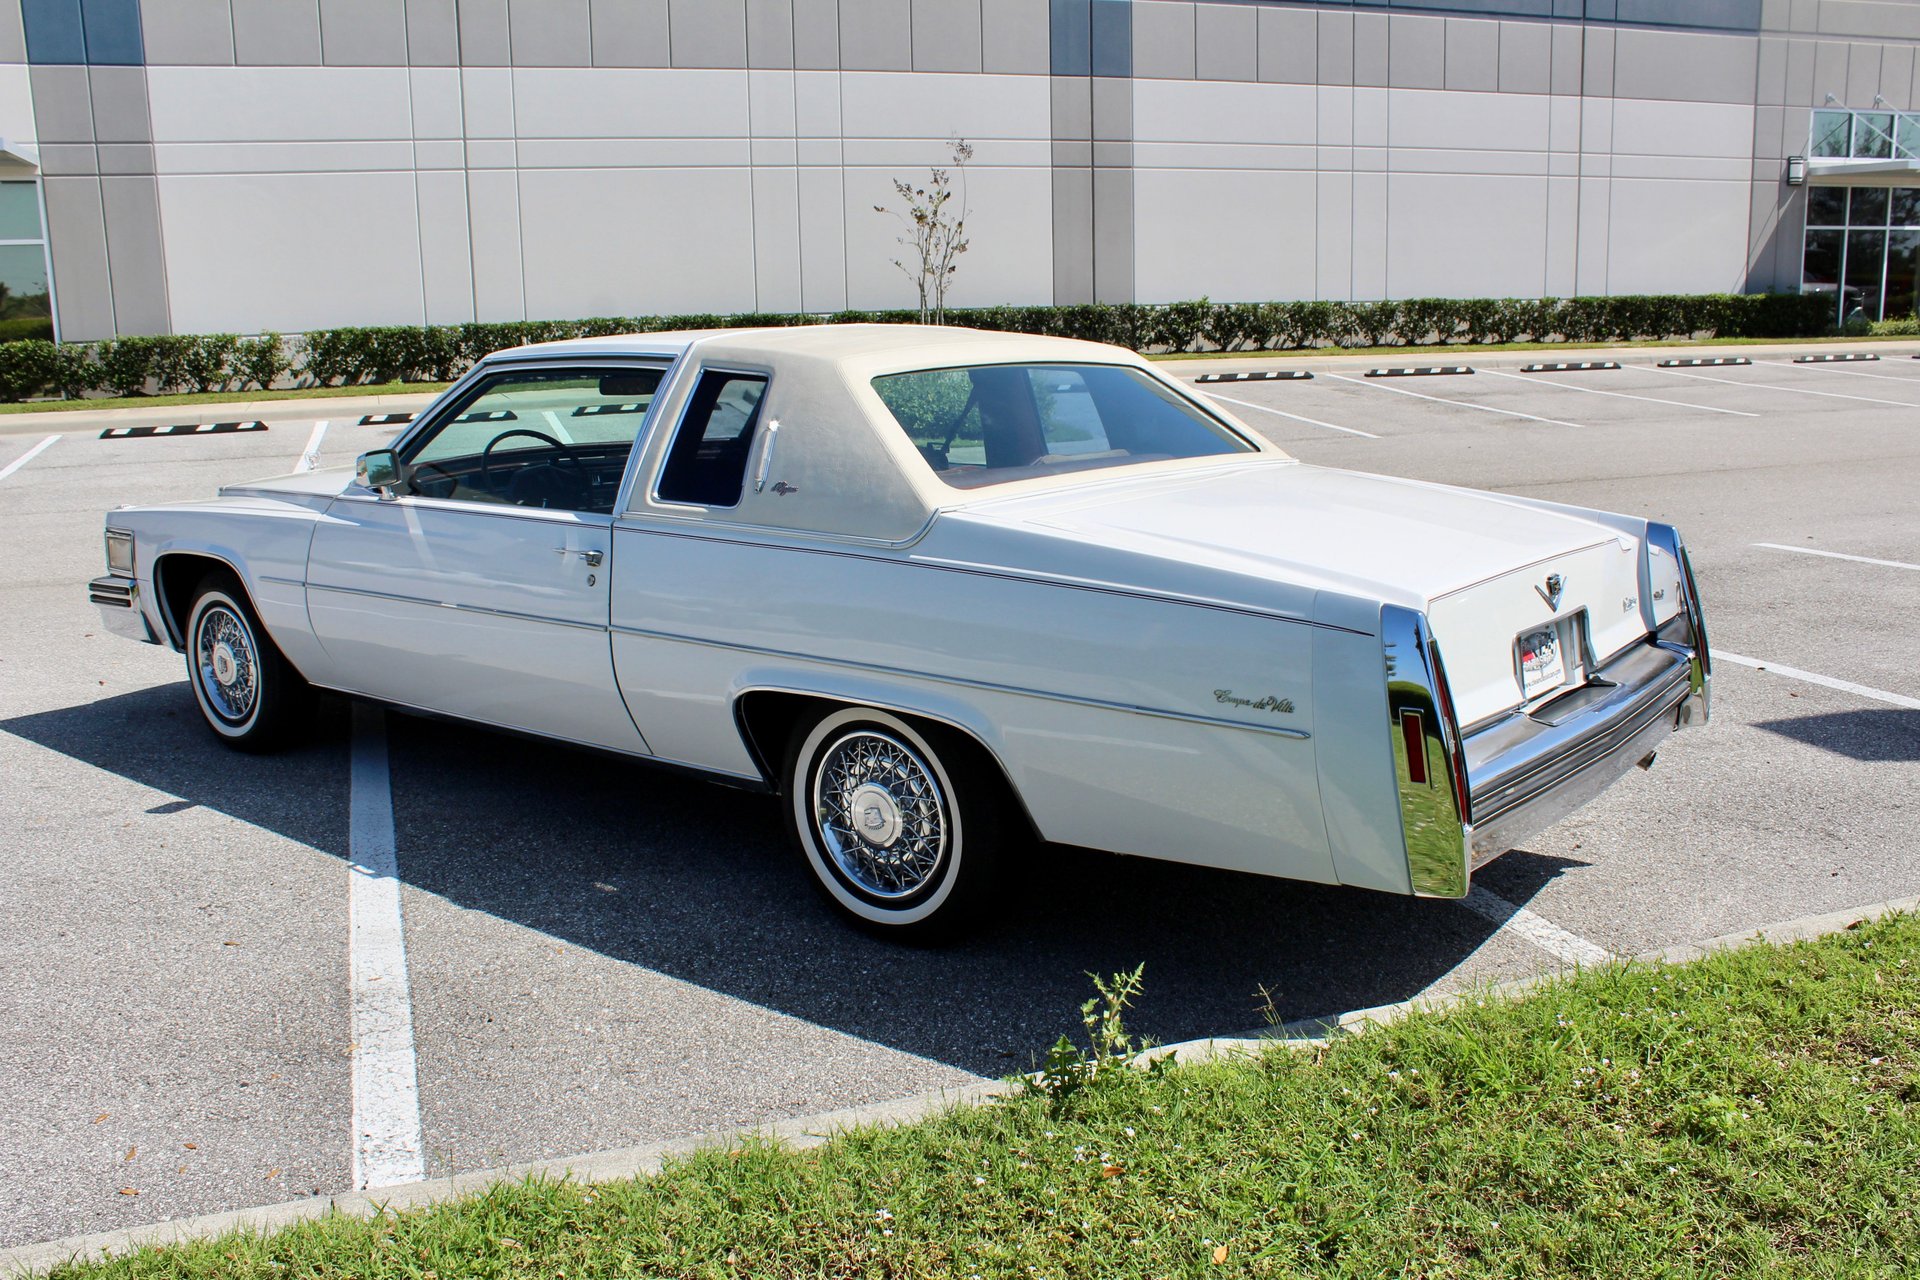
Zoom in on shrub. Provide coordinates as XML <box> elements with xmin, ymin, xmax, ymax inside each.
<box><xmin>47</xmin><ymin>342</ymin><xmax>94</xmax><ymax>399</ymax></box>
<box><xmin>93</xmin><ymin>335</ymin><xmax>158</xmax><ymax>396</ymax></box>
<box><xmin>232</xmin><ymin>333</ymin><xmax>292</xmax><ymax>390</ymax></box>
<box><xmin>0</xmin><ymin>338</ymin><xmax>59</xmax><ymax>400</ymax></box>
<box><xmin>0</xmin><ymin>293</ymin><xmax>1846</xmax><ymax>402</ymax></box>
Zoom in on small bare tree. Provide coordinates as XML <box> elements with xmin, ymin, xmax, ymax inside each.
<box><xmin>874</xmin><ymin>138</ymin><xmax>973</xmax><ymax>324</ymax></box>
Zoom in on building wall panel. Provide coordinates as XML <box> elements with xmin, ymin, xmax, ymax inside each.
<box><xmin>1605</xmin><ymin>176</ymin><xmax>1753</xmax><ymax>293</ymax></box>
<box><xmin>1134</xmin><ymin>167</ymin><xmax>1316</xmax><ymax>302</ymax></box>
<box><xmin>1387</xmin><ymin>172</ymin><xmax>1549</xmax><ymax>298</ymax></box>
<box><xmin>416</xmin><ymin>167</ymin><xmax>475</xmax><ymax>324</ymax></box>
<box><xmin>230</xmin><ymin>0</ymin><xmax>322</xmax><ymax>67</ymax></box>
<box><xmin>320</xmin><ymin>0</ymin><xmax>408</xmax><ymax>67</ymax></box>
<box><xmin>100</xmin><ymin>173</ymin><xmax>168</xmax><ymax>333</ymax></box>
<box><xmin>140</xmin><ymin>0</ymin><xmax>233</xmax><ymax>66</ymax></box>
<box><xmin>42</xmin><ymin>173</ymin><xmax>112</xmax><ymax>339</ymax></box>
<box><xmin>157</xmin><ymin>171</ymin><xmax>426</xmax><ymax>331</ymax></box>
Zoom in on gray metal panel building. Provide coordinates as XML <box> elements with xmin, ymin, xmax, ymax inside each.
<box><xmin>1</xmin><ymin>0</ymin><xmax>1917</xmax><ymax>341</ymax></box>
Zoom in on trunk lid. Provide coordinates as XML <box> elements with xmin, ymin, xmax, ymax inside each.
<box><xmin>953</xmin><ymin>460</ymin><xmax>1648</xmax><ymax>726</ymax></box>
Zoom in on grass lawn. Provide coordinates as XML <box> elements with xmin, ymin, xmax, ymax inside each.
<box><xmin>0</xmin><ymin>383</ymin><xmax>450</xmax><ymax>416</ymax></box>
<box><xmin>53</xmin><ymin>912</ymin><xmax>1919</xmax><ymax>1278</ymax></box>
<box><xmin>1147</xmin><ymin>333</ymin><xmax>1920</xmax><ymax>361</ymax></box>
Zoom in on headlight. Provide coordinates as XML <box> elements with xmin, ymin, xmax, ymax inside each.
<box><xmin>105</xmin><ymin>528</ymin><xmax>134</xmax><ymax>577</ymax></box>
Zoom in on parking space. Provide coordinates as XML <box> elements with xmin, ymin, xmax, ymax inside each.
<box><xmin>4</xmin><ymin>345</ymin><xmax>1919</xmax><ymax>1249</ymax></box>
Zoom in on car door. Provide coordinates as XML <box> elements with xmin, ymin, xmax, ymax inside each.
<box><xmin>304</xmin><ymin>361</ymin><xmax>668</xmax><ymax>753</ymax></box>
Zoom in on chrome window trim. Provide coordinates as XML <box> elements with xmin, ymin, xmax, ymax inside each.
<box><xmin>646</xmin><ymin>363</ymin><xmax>776</xmax><ymax>513</ymax></box>
<box><xmin>331</xmin><ymin>490</ymin><xmax>617</xmax><ymax>530</ymax></box>
<box><xmin>376</xmin><ymin>355</ymin><xmax>677</xmax><ymax>517</ymax></box>
<box><xmin>1381</xmin><ymin>604</ymin><xmax>1472</xmax><ymax>899</ymax></box>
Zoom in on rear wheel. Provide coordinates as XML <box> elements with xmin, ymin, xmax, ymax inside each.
<box><xmin>183</xmin><ymin>573</ymin><xmax>311</xmax><ymax>751</ymax></box>
<box><xmin>783</xmin><ymin>707</ymin><xmax>1006</xmax><ymax>941</ymax></box>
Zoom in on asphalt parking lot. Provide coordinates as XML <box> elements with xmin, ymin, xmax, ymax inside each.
<box><xmin>3</xmin><ymin>343</ymin><xmax>1918</xmax><ymax>1250</ymax></box>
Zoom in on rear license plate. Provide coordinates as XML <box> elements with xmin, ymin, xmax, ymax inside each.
<box><xmin>1517</xmin><ymin>624</ymin><xmax>1568</xmax><ymax>701</ymax></box>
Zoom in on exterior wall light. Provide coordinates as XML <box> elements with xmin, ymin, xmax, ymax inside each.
<box><xmin>1786</xmin><ymin>155</ymin><xmax>1807</xmax><ymax>185</ymax></box>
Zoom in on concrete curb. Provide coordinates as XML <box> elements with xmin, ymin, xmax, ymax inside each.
<box><xmin>4</xmin><ymin>894</ymin><xmax>1914</xmax><ymax>1276</ymax></box>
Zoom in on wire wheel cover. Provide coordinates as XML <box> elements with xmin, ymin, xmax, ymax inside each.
<box><xmin>812</xmin><ymin>730</ymin><xmax>950</xmax><ymax>899</ymax></box>
<box><xmin>195</xmin><ymin>604</ymin><xmax>259</xmax><ymax>723</ymax></box>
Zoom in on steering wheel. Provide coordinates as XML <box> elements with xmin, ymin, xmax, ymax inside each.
<box><xmin>478</xmin><ymin>429</ymin><xmax>583</xmax><ymax>495</ymax></box>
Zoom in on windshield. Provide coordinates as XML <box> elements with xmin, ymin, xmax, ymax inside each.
<box><xmin>871</xmin><ymin>363</ymin><xmax>1253</xmax><ymax>489</ymax></box>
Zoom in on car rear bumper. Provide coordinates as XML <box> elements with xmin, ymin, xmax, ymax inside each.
<box><xmin>88</xmin><ymin>575</ymin><xmax>160</xmax><ymax>644</ymax></box>
<box><xmin>1464</xmin><ymin>637</ymin><xmax>1702</xmax><ymax>864</ymax></box>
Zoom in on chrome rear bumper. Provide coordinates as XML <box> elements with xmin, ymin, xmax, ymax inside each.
<box><xmin>1465</xmin><ymin>639</ymin><xmax>1700</xmax><ymax>862</ymax></box>
<box><xmin>88</xmin><ymin>575</ymin><xmax>160</xmax><ymax>644</ymax></box>
<box><xmin>1384</xmin><ymin>520</ymin><xmax>1710</xmax><ymax>899</ymax></box>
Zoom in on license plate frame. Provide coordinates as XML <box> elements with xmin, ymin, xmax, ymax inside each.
<box><xmin>1516</xmin><ymin>613</ymin><xmax>1585</xmax><ymax>703</ymax></box>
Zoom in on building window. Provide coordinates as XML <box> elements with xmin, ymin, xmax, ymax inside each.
<box><xmin>1801</xmin><ymin>186</ymin><xmax>1920</xmax><ymax>326</ymax></box>
<box><xmin>0</xmin><ymin>181</ymin><xmax>54</xmax><ymax>342</ymax></box>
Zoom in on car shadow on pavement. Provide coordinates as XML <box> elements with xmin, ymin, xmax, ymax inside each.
<box><xmin>1752</xmin><ymin>709</ymin><xmax>1920</xmax><ymax>763</ymax></box>
<box><xmin>2</xmin><ymin>682</ymin><xmax>352</xmax><ymax>857</ymax></box>
<box><xmin>5</xmin><ymin>687</ymin><xmax>1586</xmax><ymax>1079</ymax></box>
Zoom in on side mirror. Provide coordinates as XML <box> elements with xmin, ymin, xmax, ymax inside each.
<box><xmin>355</xmin><ymin>449</ymin><xmax>402</xmax><ymax>494</ymax></box>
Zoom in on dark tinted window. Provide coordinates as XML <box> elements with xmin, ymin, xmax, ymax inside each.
<box><xmin>656</xmin><ymin>371</ymin><xmax>767</xmax><ymax>507</ymax></box>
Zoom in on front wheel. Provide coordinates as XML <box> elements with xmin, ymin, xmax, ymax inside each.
<box><xmin>184</xmin><ymin>574</ymin><xmax>311</xmax><ymax>751</ymax></box>
<box><xmin>784</xmin><ymin>708</ymin><xmax>1006</xmax><ymax>941</ymax></box>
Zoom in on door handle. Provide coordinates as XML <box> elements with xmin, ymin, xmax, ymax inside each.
<box><xmin>555</xmin><ymin>548</ymin><xmax>604</xmax><ymax>567</ymax></box>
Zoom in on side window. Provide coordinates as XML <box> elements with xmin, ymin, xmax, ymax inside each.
<box><xmin>656</xmin><ymin>371</ymin><xmax>768</xmax><ymax>508</ymax></box>
<box><xmin>400</xmin><ymin>366</ymin><xmax>665</xmax><ymax>514</ymax></box>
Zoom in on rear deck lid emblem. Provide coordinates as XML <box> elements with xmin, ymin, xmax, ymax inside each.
<box><xmin>1536</xmin><ymin>573</ymin><xmax>1565</xmax><ymax>611</ymax></box>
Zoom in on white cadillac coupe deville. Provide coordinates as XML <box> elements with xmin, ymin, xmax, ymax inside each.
<box><xmin>90</xmin><ymin>326</ymin><xmax>1708</xmax><ymax>937</ymax></box>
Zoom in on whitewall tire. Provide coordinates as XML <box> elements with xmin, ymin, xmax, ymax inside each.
<box><xmin>184</xmin><ymin>573</ymin><xmax>311</xmax><ymax>752</ymax></box>
<box><xmin>784</xmin><ymin>707</ymin><xmax>1005</xmax><ymax>940</ymax></box>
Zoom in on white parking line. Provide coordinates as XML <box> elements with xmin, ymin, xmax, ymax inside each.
<box><xmin>0</xmin><ymin>433</ymin><xmax>58</xmax><ymax>484</ymax></box>
<box><xmin>1200</xmin><ymin>390</ymin><xmax>1380</xmax><ymax>439</ymax></box>
<box><xmin>1758</xmin><ymin>358</ymin><xmax>1920</xmax><ymax>385</ymax></box>
<box><xmin>1462</xmin><ymin>885</ymin><xmax>1613</xmax><ymax>966</ymax></box>
<box><xmin>348</xmin><ymin>705</ymin><xmax>426</xmax><ymax>1190</ymax></box>
<box><xmin>1325</xmin><ymin>372</ymin><xmax>1586</xmax><ymax>429</ymax></box>
<box><xmin>1479</xmin><ymin>368</ymin><xmax>1759</xmax><ymax>417</ymax></box>
<box><xmin>1643</xmin><ymin>364</ymin><xmax>1920</xmax><ymax>409</ymax></box>
<box><xmin>1753</xmin><ymin>543</ymin><xmax>1920</xmax><ymax>572</ymax></box>
<box><xmin>1714</xmin><ymin>651</ymin><xmax>1920</xmax><ymax>711</ymax></box>
<box><xmin>297</xmin><ymin>420</ymin><xmax>330</xmax><ymax>473</ymax></box>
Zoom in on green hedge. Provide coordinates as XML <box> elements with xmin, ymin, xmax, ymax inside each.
<box><xmin>0</xmin><ymin>293</ymin><xmax>1836</xmax><ymax>403</ymax></box>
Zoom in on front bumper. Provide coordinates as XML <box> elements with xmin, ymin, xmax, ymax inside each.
<box><xmin>88</xmin><ymin>575</ymin><xmax>160</xmax><ymax>644</ymax></box>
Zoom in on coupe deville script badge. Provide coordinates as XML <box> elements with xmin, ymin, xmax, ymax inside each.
<box><xmin>1214</xmin><ymin>689</ymin><xmax>1295</xmax><ymax>714</ymax></box>
<box><xmin>1536</xmin><ymin>572</ymin><xmax>1565</xmax><ymax>611</ymax></box>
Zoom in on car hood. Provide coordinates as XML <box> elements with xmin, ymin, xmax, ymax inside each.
<box><xmin>218</xmin><ymin>466</ymin><xmax>357</xmax><ymax>501</ymax></box>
